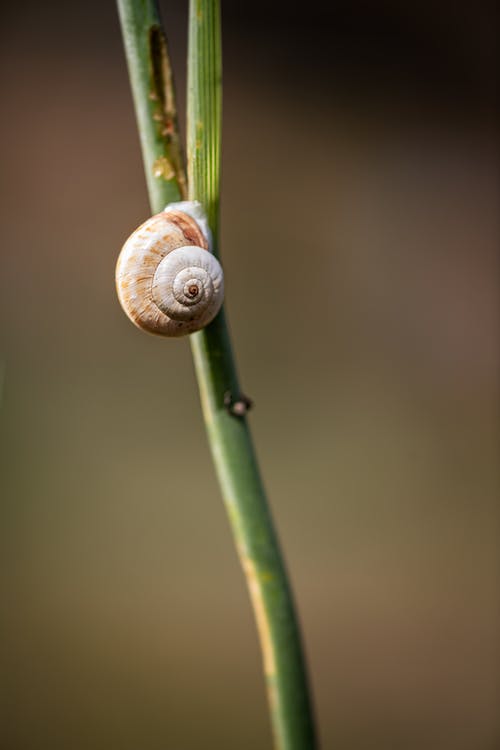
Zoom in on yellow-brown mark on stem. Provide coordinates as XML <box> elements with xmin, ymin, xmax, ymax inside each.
<box><xmin>152</xmin><ymin>156</ymin><xmax>175</xmax><ymax>180</ymax></box>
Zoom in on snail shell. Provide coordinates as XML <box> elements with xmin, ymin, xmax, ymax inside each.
<box><xmin>116</xmin><ymin>202</ymin><xmax>224</xmax><ymax>337</ymax></box>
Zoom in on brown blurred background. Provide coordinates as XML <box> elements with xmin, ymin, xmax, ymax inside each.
<box><xmin>0</xmin><ymin>1</ymin><xmax>498</xmax><ymax>748</ymax></box>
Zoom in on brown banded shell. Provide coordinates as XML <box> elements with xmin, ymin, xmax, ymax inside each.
<box><xmin>115</xmin><ymin>209</ymin><xmax>224</xmax><ymax>337</ymax></box>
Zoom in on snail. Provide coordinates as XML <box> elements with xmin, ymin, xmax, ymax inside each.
<box><xmin>116</xmin><ymin>201</ymin><xmax>224</xmax><ymax>337</ymax></box>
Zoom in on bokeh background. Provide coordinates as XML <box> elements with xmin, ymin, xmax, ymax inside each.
<box><xmin>1</xmin><ymin>1</ymin><xmax>498</xmax><ymax>748</ymax></box>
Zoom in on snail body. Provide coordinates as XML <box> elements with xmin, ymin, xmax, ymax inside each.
<box><xmin>116</xmin><ymin>201</ymin><xmax>224</xmax><ymax>337</ymax></box>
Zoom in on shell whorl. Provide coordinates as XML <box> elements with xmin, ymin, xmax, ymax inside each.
<box><xmin>115</xmin><ymin>206</ymin><xmax>224</xmax><ymax>337</ymax></box>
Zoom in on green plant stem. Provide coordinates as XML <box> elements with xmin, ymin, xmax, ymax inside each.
<box><xmin>117</xmin><ymin>1</ymin><xmax>317</xmax><ymax>748</ymax></box>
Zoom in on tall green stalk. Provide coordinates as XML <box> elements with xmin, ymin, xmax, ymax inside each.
<box><xmin>117</xmin><ymin>2</ymin><xmax>317</xmax><ymax>748</ymax></box>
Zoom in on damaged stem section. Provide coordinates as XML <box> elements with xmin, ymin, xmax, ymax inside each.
<box><xmin>187</xmin><ymin>2</ymin><xmax>317</xmax><ymax>749</ymax></box>
<box><xmin>117</xmin><ymin>0</ymin><xmax>317</xmax><ymax>747</ymax></box>
<box><xmin>117</xmin><ymin>0</ymin><xmax>186</xmax><ymax>209</ymax></box>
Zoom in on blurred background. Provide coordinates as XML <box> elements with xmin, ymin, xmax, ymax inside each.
<box><xmin>0</xmin><ymin>1</ymin><xmax>498</xmax><ymax>748</ymax></box>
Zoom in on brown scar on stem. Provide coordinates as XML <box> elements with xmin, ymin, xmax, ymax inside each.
<box><xmin>148</xmin><ymin>25</ymin><xmax>187</xmax><ymax>198</ymax></box>
<box><xmin>162</xmin><ymin>123</ymin><xmax>175</xmax><ymax>136</ymax></box>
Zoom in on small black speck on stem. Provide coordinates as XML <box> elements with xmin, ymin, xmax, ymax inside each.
<box><xmin>224</xmin><ymin>390</ymin><xmax>253</xmax><ymax>418</ymax></box>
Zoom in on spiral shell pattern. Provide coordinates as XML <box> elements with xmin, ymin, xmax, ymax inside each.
<box><xmin>116</xmin><ymin>208</ymin><xmax>224</xmax><ymax>337</ymax></box>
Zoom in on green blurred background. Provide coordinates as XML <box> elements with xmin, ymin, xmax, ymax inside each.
<box><xmin>0</xmin><ymin>1</ymin><xmax>498</xmax><ymax>748</ymax></box>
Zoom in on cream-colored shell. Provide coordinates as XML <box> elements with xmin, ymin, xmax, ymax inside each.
<box><xmin>115</xmin><ymin>207</ymin><xmax>224</xmax><ymax>337</ymax></box>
